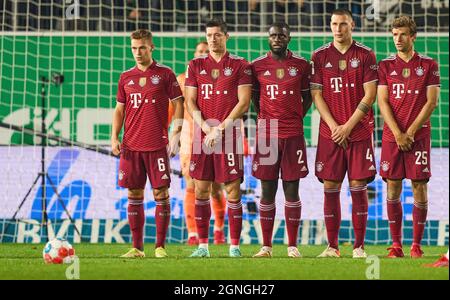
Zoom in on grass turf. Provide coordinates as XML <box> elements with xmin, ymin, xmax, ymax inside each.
<box><xmin>0</xmin><ymin>244</ymin><xmax>448</xmax><ymax>280</ymax></box>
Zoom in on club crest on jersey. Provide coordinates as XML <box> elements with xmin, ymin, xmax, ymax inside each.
<box><xmin>350</xmin><ymin>58</ymin><xmax>360</xmax><ymax>68</ymax></box>
<box><xmin>339</xmin><ymin>60</ymin><xmax>347</xmax><ymax>71</ymax></box>
<box><xmin>276</xmin><ymin>69</ymin><xmax>285</xmax><ymax>79</ymax></box>
<box><xmin>415</xmin><ymin>67</ymin><xmax>425</xmax><ymax>76</ymax></box>
<box><xmin>288</xmin><ymin>67</ymin><xmax>298</xmax><ymax>77</ymax></box>
<box><xmin>211</xmin><ymin>69</ymin><xmax>220</xmax><ymax>79</ymax></box>
<box><xmin>151</xmin><ymin>75</ymin><xmax>161</xmax><ymax>85</ymax></box>
<box><xmin>381</xmin><ymin>161</ymin><xmax>390</xmax><ymax>172</ymax></box>
<box><xmin>224</xmin><ymin>67</ymin><xmax>233</xmax><ymax>77</ymax></box>
<box><xmin>402</xmin><ymin>68</ymin><xmax>410</xmax><ymax>78</ymax></box>
<box><xmin>316</xmin><ymin>161</ymin><xmax>324</xmax><ymax>172</ymax></box>
<box><xmin>138</xmin><ymin>77</ymin><xmax>147</xmax><ymax>87</ymax></box>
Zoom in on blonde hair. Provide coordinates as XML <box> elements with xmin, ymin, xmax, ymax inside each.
<box><xmin>391</xmin><ymin>15</ymin><xmax>417</xmax><ymax>36</ymax></box>
<box><xmin>130</xmin><ymin>29</ymin><xmax>153</xmax><ymax>42</ymax></box>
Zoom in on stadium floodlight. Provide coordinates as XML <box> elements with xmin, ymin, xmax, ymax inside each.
<box><xmin>1</xmin><ymin>74</ymin><xmax>81</xmax><ymax>243</ymax></box>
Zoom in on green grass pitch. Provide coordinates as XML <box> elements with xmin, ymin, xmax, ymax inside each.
<box><xmin>0</xmin><ymin>244</ymin><xmax>447</xmax><ymax>280</ymax></box>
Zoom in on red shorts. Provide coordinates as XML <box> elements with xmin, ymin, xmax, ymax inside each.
<box><xmin>315</xmin><ymin>135</ymin><xmax>376</xmax><ymax>182</ymax></box>
<box><xmin>252</xmin><ymin>135</ymin><xmax>309</xmax><ymax>181</ymax></box>
<box><xmin>380</xmin><ymin>137</ymin><xmax>431</xmax><ymax>181</ymax></box>
<box><xmin>118</xmin><ymin>147</ymin><xmax>171</xmax><ymax>189</ymax></box>
<box><xmin>189</xmin><ymin>140</ymin><xmax>243</xmax><ymax>183</ymax></box>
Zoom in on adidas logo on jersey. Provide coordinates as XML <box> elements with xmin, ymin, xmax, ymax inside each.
<box><xmin>368</xmin><ymin>165</ymin><xmax>376</xmax><ymax>171</ymax></box>
<box><xmin>422</xmin><ymin>167</ymin><xmax>430</xmax><ymax>173</ymax></box>
<box><xmin>301</xmin><ymin>166</ymin><xmax>307</xmax><ymax>172</ymax></box>
<box><xmin>263</xmin><ymin>70</ymin><xmax>271</xmax><ymax>76</ymax></box>
<box><xmin>200</xmin><ymin>70</ymin><xmax>207</xmax><ymax>75</ymax></box>
<box><xmin>325</xmin><ymin>62</ymin><xmax>333</xmax><ymax>68</ymax></box>
<box><xmin>390</xmin><ymin>70</ymin><xmax>398</xmax><ymax>76</ymax></box>
<box><xmin>161</xmin><ymin>174</ymin><xmax>169</xmax><ymax>180</ymax></box>
<box><xmin>230</xmin><ymin>169</ymin><xmax>238</xmax><ymax>175</ymax></box>
<box><xmin>128</xmin><ymin>80</ymin><xmax>135</xmax><ymax>85</ymax></box>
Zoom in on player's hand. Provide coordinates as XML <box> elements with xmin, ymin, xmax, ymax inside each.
<box><xmin>395</xmin><ymin>132</ymin><xmax>414</xmax><ymax>152</ymax></box>
<box><xmin>331</xmin><ymin>125</ymin><xmax>351</xmax><ymax>147</ymax></box>
<box><xmin>111</xmin><ymin>138</ymin><xmax>121</xmax><ymax>156</ymax></box>
<box><xmin>168</xmin><ymin>134</ymin><xmax>181</xmax><ymax>158</ymax></box>
<box><xmin>204</xmin><ymin>127</ymin><xmax>221</xmax><ymax>148</ymax></box>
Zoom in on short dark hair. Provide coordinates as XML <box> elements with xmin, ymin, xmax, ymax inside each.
<box><xmin>130</xmin><ymin>29</ymin><xmax>153</xmax><ymax>42</ymax></box>
<box><xmin>391</xmin><ymin>15</ymin><xmax>417</xmax><ymax>36</ymax></box>
<box><xmin>269</xmin><ymin>21</ymin><xmax>290</xmax><ymax>36</ymax></box>
<box><xmin>331</xmin><ymin>8</ymin><xmax>353</xmax><ymax>20</ymax></box>
<box><xmin>205</xmin><ymin>18</ymin><xmax>228</xmax><ymax>34</ymax></box>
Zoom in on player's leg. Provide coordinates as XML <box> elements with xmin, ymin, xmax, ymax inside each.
<box><xmin>280</xmin><ymin>135</ymin><xmax>308</xmax><ymax>258</ymax></box>
<box><xmin>410</xmin><ymin>180</ymin><xmax>428</xmax><ymax>258</ymax></box>
<box><xmin>181</xmin><ymin>153</ymin><xmax>198</xmax><ymax>245</ymax></box>
<box><xmin>145</xmin><ymin>148</ymin><xmax>172</xmax><ymax>258</ymax></box>
<box><xmin>282</xmin><ymin>180</ymin><xmax>302</xmax><ymax>258</ymax></box>
<box><xmin>315</xmin><ymin>136</ymin><xmax>345</xmax><ymax>258</ymax></box>
<box><xmin>380</xmin><ymin>140</ymin><xmax>406</xmax><ymax>257</ymax></box>
<box><xmin>253</xmin><ymin>179</ymin><xmax>278</xmax><ymax>258</ymax></box>
<box><xmin>189</xmin><ymin>152</ymin><xmax>214</xmax><ymax>257</ymax></box>
<box><xmin>224</xmin><ymin>178</ymin><xmax>243</xmax><ymax>257</ymax></box>
<box><xmin>153</xmin><ymin>186</ymin><xmax>170</xmax><ymax>258</ymax></box>
<box><xmin>211</xmin><ymin>182</ymin><xmax>226</xmax><ymax>244</ymax></box>
<box><xmin>347</xmin><ymin>138</ymin><xmax>377</xmax><ymax>258</ymax></box>
<box><xmin>386</xmin><ymin>179</ymin><xmax>404</xmax><ymax>257</ymax></box>
<box><xmin>348</xmin><ymin>179</ymin><xmax>369</xmax><ymax>258</ymax></box>
<box><xmin>425</xmin><ymin>249</ymin><xmax>449</xmax><ymax>268</ymax></box>
<box><xmin>404</xmin><ymin>137</ymin><xmax>432</xmax><ymax>258</ymax></box>
<box><xmin>118</xmin><ymin>150</ymin><xmax>147</xmax><ymax>258</ymax></box>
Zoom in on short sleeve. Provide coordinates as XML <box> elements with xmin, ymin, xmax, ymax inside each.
<box><xmin>166</xmin><ymin>70</ymin><xmax>183</xmax><ymax>101</ymax></box>
<box><xmin>184</xmin><ymin>60</ymin><xmax>198</xmax><ymax>88</ymax></box>
<box><xmin>363</xmin><ymin>51</ymin><xmax>378</xmax><ymax>84</ymax></box>
<box><xmin>310</xmin><ymin>52</ymin><xmax>322</xmax><ymax>86</ymax></box>
<box><xmin>251</xmin><ymin>63</ymin><xmax>260</xmax><ymax>92</ymax></box>
<box><xmin>238</xmin><ymin>61</ymin><xmax>253</xmax><ymax>86</ymax></box>
<box><xmin>116</xmin><ymin>74</ymin><xmax>126</xmax><ymax>103</ymax></box>
<box><xmin>377</xmin><ymin>61</ymin><xmax>388</xmax><ymax>86</ymax></box>
<box><xmin>426</xmin><ymin>60</ymin><xmax>441</xmax><ymax>87</ymax></box>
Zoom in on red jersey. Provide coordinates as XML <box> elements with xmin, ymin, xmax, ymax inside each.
<box><xmin>116</xmin><ymin>61</ymin><xmax>182</xmax><ymax>151</ymax></box>
<box><xmin>378</xmin><ymin>52</ymin><xmax>440</xmax><ymax>142</ymax></box>
<box><xmin>251</xmin><ymin>50</ymin><xmax>311</xmax><ymax>138</ymax></box>
<box><xmin>185</xmin><ymin>52</ymin><xmax>252</xmax><ymax>141</ymax></box>
<box><xmin>311</xmin><ymin>40</ymin><xmax>378</xmax><ymax>142</ymax></box>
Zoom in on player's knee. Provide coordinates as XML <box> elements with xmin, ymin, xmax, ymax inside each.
<box><xmin>323</xmin><ymin>180</ymin><xmax>341</xmax><ymax>190</ymax></box>
<box><xmin>153</xmin><ymin>186</ymin><xmax>169</xmax><ymax>199</ymax></box>
<box><xmin>128</xmin><ymin>189</ymin><xmax>144</xmax><ymax>199</ymax></box>
<box><xmin>210</xmin><ymin>183</ymin><xmax>223</xmax><ymax>199</ymax></box>
<box><xmin>411</xmin><ymin>180</ymin><xmax>428</xmax><ymax>197</ymax></box>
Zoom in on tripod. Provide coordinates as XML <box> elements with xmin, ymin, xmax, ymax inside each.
<box><xmin>1</xmin><ymin>75</ymin><xmax>80</xmax><ymax>242</ymax></box>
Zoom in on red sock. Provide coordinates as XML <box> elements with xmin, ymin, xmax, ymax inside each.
<box><xmin>285</xmin><ymin>199</ymin><xmax>302</xmax><ymax>247</ymax></box>
<box><xmin>259</xmin><ymin>199</ymin><xmax>276</xmax><ymax>247</ymax></box>
<box><xmin>155</xmin><ymin>197</ymin><xmax>171</xmax><ymax>248</ymax></box>
<box><xmin>227</xmin><ymin>199</ymin><xmax>243</xmax><ymax>246</ymax></box>
<box><xmin>128</xmin><ymin>196</ymin><xmax>145</xmax><ymax>251</ymax></box>
<box><xmin>324</xmin><ymin>188</ymin><xmax>341</xmax><ymax>249</ymax></box>
<box><xmin>413</xmin><ymin>201</ymin><xmax>428</xmax><ymax>246</ymax></box>
<box><xmin>387</xmin><ymin>198</ymin><xmax>403</xmax><ymax>247</ymax></box>
<box><xmin>195</xmin><ymin>199</ymin><xmax>211</xmax><ymax>244</ymax></box>
<box><xmin>350</xmin><ymin>186</ymin><xmax>368</xmax><ymax>249</ymax></box>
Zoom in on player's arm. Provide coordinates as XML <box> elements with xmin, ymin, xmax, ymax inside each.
<box><xmin>310</xmin><ymin>84</ymin><xmax>342</xmax><ymax>145</ymax></box>
<box><xmin>301</xmin><ymin>89</ymin><xmax>312</xmax><ymax>117</ymax></box>
<box><xmin>331</xmin><ymin>81</ymin><xmax>377</xmax><ymax>145</ymax></box>
<box><xmin>111</xmin><ymin>102</ymin><xmax>125</xmax><ymax>156</ymax></box>
<box><xmin>377</xmin><ymin>85</ymin><xmax>413</xmax><ymax>151</ymax></box>
<box><xmin>168</xmin><ymin>96</ymin><xmax>184</xmax><ymax>157</ymax></box>
<box><xmin>185</xmin><ymin>86</ymin><xmax>211</xmax><ymax>134</ymax></box>
<box><xmin>406</xmin><ymin>85</ymin><xmax>440</xmax><ymax>139</ymax></box>
<box><xmin>205</xmin><ymin>84</ymin><xmax>252</xmax><ymax>148</ymax></box>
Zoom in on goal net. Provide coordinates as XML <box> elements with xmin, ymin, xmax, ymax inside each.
<box><xmin>0</xmin><ymin>0</ymin><xmax>448</xmax><ymax>246</ymax></box>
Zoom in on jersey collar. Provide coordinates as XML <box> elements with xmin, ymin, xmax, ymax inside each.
<box><xmin>134</xmin><ymin>59</ymin><xmax>157</xmax><ymax>73</ymax></box>
<box><xmin>267</xmin><ymin>49</ymin><xmax>292</xmax><ymax>60</ymax></box>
